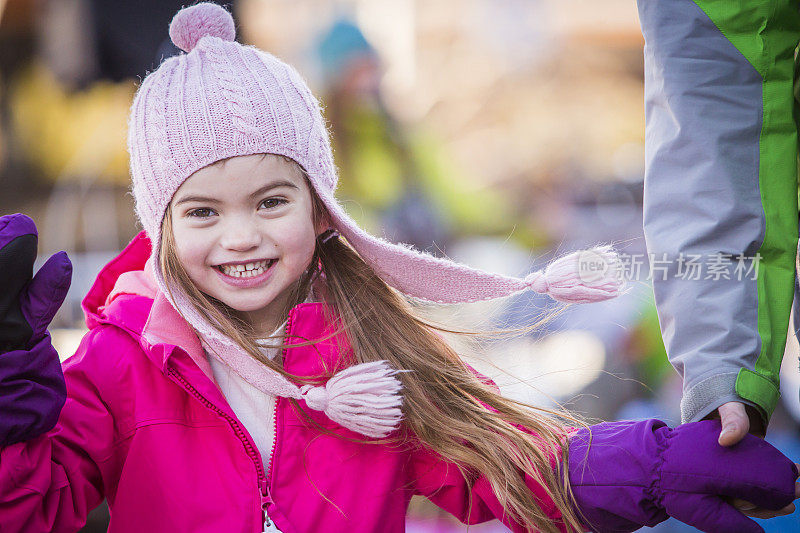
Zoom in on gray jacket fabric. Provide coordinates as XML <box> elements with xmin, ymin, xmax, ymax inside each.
<box><xmin>638</xmin><ymin>0</ymin><xmax>800</xmax><ymax>424</ymax></box>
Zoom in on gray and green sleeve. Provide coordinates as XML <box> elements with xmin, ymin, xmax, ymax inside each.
<box><xmin>638</xmin><ymin>0</ymin><xmax>800</xmax><ymax>425</ymax></box>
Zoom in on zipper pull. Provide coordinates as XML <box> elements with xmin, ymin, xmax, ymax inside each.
<box><xmin>263</xmin><ymin>512</ymin><xmax>284</xmax><ymax>533</ymax></box>
<box><xmin>262</xmin><ymin>498</ymin><xmax>283</xmax><ymax>533</ymax></box>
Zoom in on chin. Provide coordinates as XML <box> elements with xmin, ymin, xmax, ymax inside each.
<box><xmin>221</xmin><ymin>294</ymin><xmax>276</xmax><ymax>313</ymax></box>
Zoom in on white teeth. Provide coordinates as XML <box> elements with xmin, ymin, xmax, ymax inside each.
<box><xmin>220</xmin><ymin>260</ymin><xmax>272</xmax><ymax>278</ymax></box>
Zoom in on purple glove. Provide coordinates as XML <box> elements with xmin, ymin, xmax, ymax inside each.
<box><xmin>567</xmin><ymin>419</ymin><xmax>798</xmax><ymax>533</ymax></box>
<box><xmin>0</xmin><ymin>213</ymin><xmax>72</xmax><ymax>447</ymax></box>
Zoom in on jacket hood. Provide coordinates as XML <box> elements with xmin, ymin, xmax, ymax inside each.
<box><xmin>82</xmin><ymin>232</ymin><xmax>155</xmax><ymax>322</ymax></box>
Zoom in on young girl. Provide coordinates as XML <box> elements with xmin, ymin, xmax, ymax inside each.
<box><xmin>0</xmin><ymin>4</ymin><xmax>797</xmax><ymax>533</ymax></box>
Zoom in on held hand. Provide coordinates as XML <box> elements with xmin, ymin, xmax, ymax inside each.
<box><xmin>708</xmin><ymin>401</ymin><xmax>790</xmax><ymax>518</ymax></box>
<box><xmin>567</xmin><ymin>419</ymin><xmax>799</xmax><ymax>533</ymax></box>
<box><xmin>731</xmin><ymin>474</ymin><xmax>798</xmax><ymax>519</ymax></box>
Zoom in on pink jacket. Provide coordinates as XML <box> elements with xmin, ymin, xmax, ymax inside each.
<box><xmin>0</xmin><ymin>232</ymin><xmax>565</xmax><ymax>533</ymax></box>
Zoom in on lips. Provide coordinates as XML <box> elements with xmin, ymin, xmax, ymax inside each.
<box><xmin>215</xmin><ymin>259</ymin><xmax>276</xmax><ymax>278</ymax></box>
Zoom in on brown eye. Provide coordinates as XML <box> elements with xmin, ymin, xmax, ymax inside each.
<box><xmin>260</xmin><ymin>198</ymin><xmax>288</xmax><ymax>209</ymax></box>
<box><xmin>188</xmin><ymin>208</ymin><xmax>215</xmax><ymax>218</ymax></box>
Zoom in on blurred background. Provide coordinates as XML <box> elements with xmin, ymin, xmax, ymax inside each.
<box><xmin>0</xmin><ymin>0</ymin><xmax>797</xmax><ymax>531</ymax></box>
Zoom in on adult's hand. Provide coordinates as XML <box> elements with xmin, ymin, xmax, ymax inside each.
<box><xmin>709</xmin><ymin>401</ymin><xmax>780</xmax><ymax>518</ymax></box>
<box><xmin>713</xmin><ymin>401</ymin><xmax>765</xmax><ymax>447</ymax></box>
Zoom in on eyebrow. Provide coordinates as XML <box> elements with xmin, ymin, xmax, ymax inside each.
<box><xmin>174</xmin><ymin>180</ymin><xmax>299</xmax><ymax>206</ymax></box>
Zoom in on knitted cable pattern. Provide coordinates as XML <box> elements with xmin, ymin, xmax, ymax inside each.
<box><xmin>201</xmin><ymin>38</ymin><xmax>263</xmax><ymax>150</ymax></box>
<box><xmin>137</xmin><ymin>58</ymin><xmax>182</xmax><ymax>240</ymax></box>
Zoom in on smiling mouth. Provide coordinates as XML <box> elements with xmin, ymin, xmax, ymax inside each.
<box><xmin>215</xmin><ymin>259</ymin><xmax>276</xmax><ymax>278</ymax></box>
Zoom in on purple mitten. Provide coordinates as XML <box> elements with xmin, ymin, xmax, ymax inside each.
<box><xmin>0</xmin><ymin>213</ymin><xmax>72</xmax><ymax>447</ymax></box>
<box><xmin>567</xmin><ymin>419</ymin><xmax>798</xmax><ymax>533</ymax></box>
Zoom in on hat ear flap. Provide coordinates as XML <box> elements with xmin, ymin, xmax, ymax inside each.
<box><xmin>312</xmin><ymin>184</ymin><xmax>624</xmax><ymax>305</ymax></box>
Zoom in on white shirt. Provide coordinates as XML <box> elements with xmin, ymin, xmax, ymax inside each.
<box><xmin>207</xmin><ymin>322</ymin><xmax>286</xmax><ymax>474</ymax></box>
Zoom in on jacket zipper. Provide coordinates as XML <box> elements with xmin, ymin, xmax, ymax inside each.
<box><xmin>165</xmin><ymin>309</ymin><xmax>294</xmax><ymax>533</ymax></box>
<box><xmin>260</xmin><ymin>399</ymin><xmax>282</xmax><ymax>532</ymax></box>
<box><xmin>266</xmin><ymin>309</ymin><xmax>291</xmax><ymax>481</ymax></box>
<box><xmin>166</xmin><ymin>367</ymin><xmax>274</xmax><ymax>531</ymax></box>
<box><xmin>262</xmin><ymin>309</ymin><xmax>292</xmax><ymax>532</ymax></box>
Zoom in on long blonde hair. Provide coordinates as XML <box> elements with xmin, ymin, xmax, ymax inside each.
<box><xmin>159</xmin><ymin>157</ymin><xmax>586</xmax><ymax>532</ymax></box>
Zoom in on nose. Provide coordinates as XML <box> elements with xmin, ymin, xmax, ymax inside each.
<box><xmin>220</xmin><ymin>220</ymin><xmax>261</xmax><ymax>251</ymax></box>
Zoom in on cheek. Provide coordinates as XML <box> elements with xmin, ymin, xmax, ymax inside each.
<box><xmin>277</xmin><ymin>219</ymin><xmax>317</xmax><ymax>264</ymax></box>
<box><xmin>171</xmin><ymin>225</ymin><xmax>211</xmax><ymax>274</ymax></box>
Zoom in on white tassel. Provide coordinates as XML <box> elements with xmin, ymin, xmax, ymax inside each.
<box><xmin>525</xmin><ymin>245</ymin><xmax>625</xmax><ymax>303</ymax></box>
<box><xmin>299</xmin><ymin>361</ymin><xmax>405</xmax><ymax>438</ymax></box>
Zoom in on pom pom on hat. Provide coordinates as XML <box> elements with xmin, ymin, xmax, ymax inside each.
<box><xmin>169</xmin><ymin>2</ymin><xmax>236</xmax><ymax>53</ymax></box>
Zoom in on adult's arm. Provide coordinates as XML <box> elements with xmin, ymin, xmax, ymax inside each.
<box><xmin>638</xmin><ymin>0</ymin><xmax>800</xmax><ymax>426</ymax></box>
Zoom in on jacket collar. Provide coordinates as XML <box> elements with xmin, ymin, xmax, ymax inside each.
<box><xmin>82</xmin><ymin>231</ymin><xmax>153</xmax><ymax>330</ymax></box>
<box><xmin>142</xmin><ymin>292</ymin><xmax>209</xmax><ymax>374</ymax></box>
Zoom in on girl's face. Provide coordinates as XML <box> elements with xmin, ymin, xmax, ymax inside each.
<box><xmin>170</xmin><ymin>154</ymin><xmax>325</xmax><ymax>333</ymax></box>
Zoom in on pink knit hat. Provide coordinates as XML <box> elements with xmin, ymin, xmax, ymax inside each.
<box><xmin>127</xmin><ymin>3</ymin><xmax>624</xmax><ymax>438</ymax></box>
